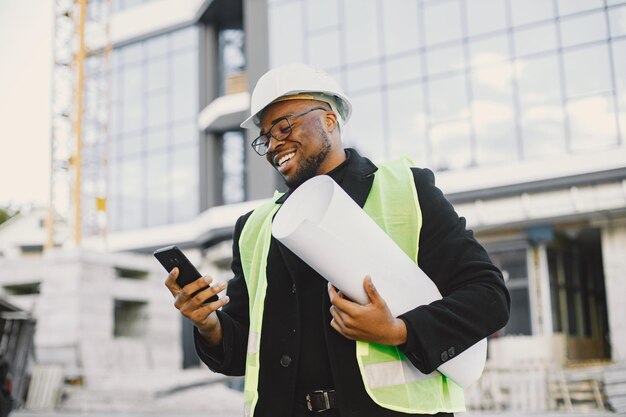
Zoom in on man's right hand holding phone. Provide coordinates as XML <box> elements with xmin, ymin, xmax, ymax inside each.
<box><xmin>165</xmin><ymin>268</ymin><xmax>230</xmax><ymax>346</ymax></box>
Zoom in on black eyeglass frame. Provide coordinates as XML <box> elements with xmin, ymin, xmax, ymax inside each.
<box><xmin>250</xmin><ymin>107</ymin><xmax>329</xmax><ymax>156</ymax></box>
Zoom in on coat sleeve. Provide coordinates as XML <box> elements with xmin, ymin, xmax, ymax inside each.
<box><xmin>194</xmin><ymin>212</ymin><xmax>252</xmax><ymax>376</ymax></box>
<box><xmin>397</xmin><ymin>168</ymin><xmax>510</xmax><ymax>374</ymax></box>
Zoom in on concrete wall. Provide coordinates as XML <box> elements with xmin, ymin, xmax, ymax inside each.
<box><xmin>600</xmin><ymin>217</ymin><xmax>626</xmax><ymax>361</ymax></box>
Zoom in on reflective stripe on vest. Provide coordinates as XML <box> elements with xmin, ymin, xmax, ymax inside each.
<box><xmin>238</xmin><ymin>159</ymin><xmax>465</xmax><ymax>415</ymax></box>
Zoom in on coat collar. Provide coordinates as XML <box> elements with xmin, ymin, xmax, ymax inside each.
<box><xmin>274</xmin><ymin>148</ymin><xmax>378</xmax><ymax>208</ymax></box>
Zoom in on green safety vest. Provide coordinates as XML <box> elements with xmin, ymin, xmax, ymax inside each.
<box><xmin>238</xmin><ymin>158</ymin><xmax>465</xmax><ymax>416</ymax></box>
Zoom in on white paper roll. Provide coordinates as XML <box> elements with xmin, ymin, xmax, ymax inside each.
<box><xmin>272</xmin><ymin>175</ymin><xmax>486</xmax><ymax>388</ymax></box>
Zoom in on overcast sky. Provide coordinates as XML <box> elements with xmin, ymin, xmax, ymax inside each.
<box><xmin>0</xmin><ymin>0</ymin><xmax>54</xmax><ymax>208</ymax></box>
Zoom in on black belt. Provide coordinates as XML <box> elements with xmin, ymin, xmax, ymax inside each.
<box><xmin>305</xmin><ymin>389</ymin><xmax>337</xmax><ymax>412</ymax></box>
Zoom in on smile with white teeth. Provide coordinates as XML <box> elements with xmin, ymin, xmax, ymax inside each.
<box><xmin>277</xmin><ymin>152</ymin><xmax>295</xmax><ymax>167</ymax></box>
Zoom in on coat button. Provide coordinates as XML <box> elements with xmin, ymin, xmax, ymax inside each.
<box><xmin>441</xmin><ymin>351</ymin><xmax>449</xmax><ymax>362</ymax></box>
<box><xmin>280</xmin><ymin>354</ymin><xmax>292</xmax><ymax>367</ymax></box>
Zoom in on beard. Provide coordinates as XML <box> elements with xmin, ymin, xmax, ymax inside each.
<box><xmin>284</xmin><ymin>123</ymin><xmax>332</xmax><ymax>189</ymax></box>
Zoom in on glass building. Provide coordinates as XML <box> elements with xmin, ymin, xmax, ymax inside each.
<box><xmin>93</xmin><ymin>0</ymin><xmax>626</xmax><ymax>370</ymax></box>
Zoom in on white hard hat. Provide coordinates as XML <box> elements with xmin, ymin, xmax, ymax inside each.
<box><xmin>240</xmin><ymin>63</ymin><xmax>352</xmax><ymax>129</ymax></box>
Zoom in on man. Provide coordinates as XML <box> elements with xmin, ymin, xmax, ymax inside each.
<box><xmin>166</xmin><ymin>63</ymin><xmax>510</xmax><ymax>416</ymax></box>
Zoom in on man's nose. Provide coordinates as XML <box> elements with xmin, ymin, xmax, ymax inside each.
<box><xmin>267</xmin><ymin>134</ymin><xmax>284</xmax><ymax>154</ymax></box>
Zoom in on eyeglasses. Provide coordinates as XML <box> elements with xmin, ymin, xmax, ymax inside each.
<box><xmin>251</xmin><ymin>107</ymin><xmax>328</xmax><ymax>156</ymax></box>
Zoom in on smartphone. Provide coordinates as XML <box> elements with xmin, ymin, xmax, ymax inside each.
<box><xmin>153</xmin><ymin>245</ymin><xmax>219</xmax><ymax>302</ymax></box>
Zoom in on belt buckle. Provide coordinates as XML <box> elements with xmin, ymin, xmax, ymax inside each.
<box><xmin>306</xmin><ymin>389</ymin><xmax>332</xmax><ymax>413</ymax></box>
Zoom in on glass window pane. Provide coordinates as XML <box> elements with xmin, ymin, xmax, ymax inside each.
<box><xmin>428</xmin><ymin>74</ymin><xmax>469</xmax><ymax>121</ymax></box>
<box><xmin>609</xmin><ymin>5</ymin><xmax>626</xmax><ymax>38</ymax></box>
<box><xmin>429</xmin><ymin>120</ymin><xmax>472</xmax><ymax>170</ymax></box>
<box><xmin>385</xmin><ymin>53</ymin><xmax>422</xmax><ymax>85</ymax></box>
<box><xmin>123</xmin><ymin>66</ymin><xmax>143</xmax><ymax>105</ymax></box>
<box><xmin>307</xmin><ymin>30</ymin><xmax>341</xmax><ymax>70</ymax></box>
<box><xmin>171</xmin><ymin>50</ymin><xmax>197</xmax><ymax>122</ymax></box>
<box><xmin>560</xmin><ymin>11</ymin><xmax>607</xmax><ymax>48</ymax></box>
<box><xmin>557</xmin><ymin>0</ymin><xmax>604</xmax><ymax>16</ymax></box>
<box><xmin>222</xmin><ymin>132</ymin><xmax>246</xmax><ymax>205</ymax></box>
<box><xmin>122</xmin><ymin>42</ymin><xmax>143</xmax><ymax>66</ymax></box>
<box><xmin>466</xmin><ymin>0</ymin><xmax>508</xmax><ymax>37</ymax></box>
<box><xmin>146</xmin><ymin>128</ymin><xmax>168</xmax><ymax>152</ymax></box>
<box><xmin>122</xmin><ymin>102</ymin><xmax>143</xmax><ymax>134</ymax></box>
<box><xmin>516</xmin><ymin>55</ymin><xmax>566</xmax><ymax>158</ymax></box>
<box><xmin>387</xmin><ymin>84</ymin><xmax>428</xmax><ymax>165</ymax></box>
<box><xmin>110</xmin><ymin>104</ymin><xmax>122</xmax><ymax>136</ymax></box>
<box><xmin>424</xmin><ymin>0</ymin><xmax>463</xmax><ymax>46</ymax></box>
<box><xmin>146</xmin><ymin>151</ymin><xmax>169</xmax><ymax>226</ymax></box>
<box><xmin>510</xmin><ymin>0</ymin><xmax>555</xmax><ymax>26</ymax></box>
<box><xmin>345</xmin><ymin>0</ymin><xmax>380</xmax><ymax>64</ymax></box>
<box><xmin>170</xmin><ymin>25</ymin><xmax>197</xmax><ymax>51</ymax></box>
<box><xmin>269</xmin><ymin>1</ymin><xmax>304</xmax><ymax>66</ymax></box>
<box><xmin>563</xmin><ymin>44</ymin><xmax>612</xmax><ymax>97</ymax></box>
<box><xmin>514</xmin><ymin>23</ymin><xmax>558</xmax><ymax>57</ymax></box>
<box><xmin>344</xmin><ymin>91</ymin><xmax>385</xmax><ymax>161</ymax></box>
<box><xmin>382</xmin><ymin>0</ymin><xmax>420</xmax><ymax>55</ymax></box>
<box><xmin>122</xmin><ymin>131</ymin><xmax>143</xmax><ymax>156</ymax></box>
<box><xmin>471</xmin><ymin>63</ymin><xmax>518</xmax><ymax>165</ymax></box>
<box><xmin>427</xmin><ymin>43</ymin><xmax>464</xmax><ymax>75</ymax></box>
<box><xmin>305</xmin><ymin>0</ymin><xmax>339</xmax><ymax>31</ymax></box>
<box><xmin>146</xmin><ymin>92</ymin><xmax>168</xmax><ymax>128</ymax></box>
<box><xmin>567</xmin><ymin>95</ymin><xmax>618</xmax><ymax>152</ymax></box>
<box><xmin>612</xmin><ymin>38</ymin><xmax>626</xmax><ymax>143</ymax></box>
<box><xmin>171</xmin><ymin>145</ymin><xmax>198</xmax><ymax>222</ymax></box>
<box><xmin>468</xmin><ymin>34</ymin><xmax>509</xmax><ymax>68</ymax></box>
<box><xmin>145</xmin><ymin>34</ymin><xmax>168</xmax><ymax>59</ymax></box>
<box><xmin>172</xmin><ymin>122</ymin><xmax>197</xmax><ymax>146</ymax></box>
<box><xmin>146</xmin><ymin>57</ymin><xmax>167</xmax><ymax>93</ymax></box>
<box><xmin>505</xmin><ymin>287</ymin><xmax>532</xmax><ymax>335</ymax></box>
<box><xmin>119</xmin><ymin>157</ymin><xmax>143</xmax><ymax>229</ymax></box>
<box><xmin>346</xmin><ymin>63</ymin><xmax>381</xmax><ymax>93</ymax></box>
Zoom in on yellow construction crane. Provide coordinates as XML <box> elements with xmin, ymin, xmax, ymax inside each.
<box><xmin>46</xmin><ymin>0</ymin><xmax>111</xmax><ymax>249</ymax></box>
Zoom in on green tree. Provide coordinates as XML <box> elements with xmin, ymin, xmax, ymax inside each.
<box><xmin>0</xmin><ymin>206</ymin><xmax>18</xmax><ymax>225</ymax></box>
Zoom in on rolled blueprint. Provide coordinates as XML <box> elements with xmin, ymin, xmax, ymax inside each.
<box><xmin>272</xmin><ymin>175</ymin><xmax>487</xmax><ymax>388</ymax></box>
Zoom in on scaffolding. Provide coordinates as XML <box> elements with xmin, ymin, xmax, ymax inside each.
<box><xmin>46</xmin><ymin>0</ymin><xmax>111</xmax><ymax>249</ymax></box>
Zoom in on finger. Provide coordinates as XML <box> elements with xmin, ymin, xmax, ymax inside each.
<box><xmin>363</xmin><ymin>276</ymin><xmax>382</xmax><ymax>305</ymax></box>
<box><xmin>186</xmin><ymin>295</ymin><xmax>231</xmax><ymax>324</ymax></box>
<box><xmin>328</xmin><ymin>284</ymin><xmax>359</xmax><ymax>315</ymax></box>
<box><xmin>330</xmin><ymin>316</ymin><xmax>354</xmax><ymax>340</ymax></box>
<box><xmin>180</xmin><ymin>280</ymin><xmax>227</xmax><ymax>310</ymax></box>
<box><xmin>164</xmin><ymin>267</ymin><xmax>180</xmax><ymax>297</ymax></box>
<box><xmin>180</xmin><ymin>275</ymin><xmax>215</xmax><ymax>298</ymax></box>
<box><xmin>329</xmin><ymin>305</ymin><xmax>348</xmax><ymax>330</ymax></box>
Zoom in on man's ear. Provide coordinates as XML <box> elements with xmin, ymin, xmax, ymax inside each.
<box><xmin>325</xmin><ymin>111</ymin><xmax>338</xmax><ymax>133</ymax></box>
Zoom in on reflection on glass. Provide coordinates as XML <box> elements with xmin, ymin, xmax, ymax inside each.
<box><xmin>171</xmin><ymin>50</ymin><xmax>197</xmax><ymax>122</ymax></box>
<box><xmin>427</xmin><ymin>43</ymin><xmax>464</xmax><ymax>75</ymax></box>
<box><xmin>510</xmin><ymin>0</ymin><xmax>555</xmax><ymax>26</ymax></box>
<box><xmin>145</xmin><ymin>34</ymin><xmax>167</xmax><ymax>59</ymax></box>
<box><xmin>146</xmin><ymin>92</ymin><xmax>168</xmax><ymax>128</ymax></box>
<box><xmin>308</xmin><ymin>30</ymin><xmax>341</xmax><ymax>70</ymax></box>
<box><xmin>567</xmin><ymin>95</ymin><xmax>618</xmax><ymax>151</ymax></box>
<box><xmin>306</xmin><ymin>0</ymin><xmax>339</xmax><ymax>32</ymax></box>
<box><xmin>468</xmin><ymin>34</ymin><xmax>509</xmax><ymax>68</ymax></box>
<box><xmin>269</xmin><ymin>1</ymin><xmax>304</xmax><ymax>66</ymax></box>
<box><xmin>146</xmin><ymin>57</ymin><xmax>167</xmax><ymax>93</ymax></box>
<box><xmin>382</xmin><ymin>0</ymin><xmax>420</xmax><ymax>55</ymax></box>
<box><xmin>514</xmin><ymin>23</ymin><xmax>558</xmax><ymax>57</ymax></box>
<box><xmin>146</xmin><ymin>128</ymin><xmax>167</xmax><ymax>152</ymax></box>
<box><xmin>385</xmin><ymin>53</ymin><xmax>421</xmax><ymax>85</ymax></box>
<box><xmin>219</xmin><ymin>29</ymin><xmax>245</xmax><ymax>95</ymax></box>
<box><xmin>123</xmin><ymin>103</ymin><xmax>143</xmax><ymax>134</ymax></box>
<box><xmin>559</xmin><ymin>11</ymin><xmax>607</xmax><ymax>48</ymax></box>
<box><xmin>172</xmin><ymin>145</ymin><xmax>199</xmax><ymax>222</ymax></box>
<box><xmin>609</xmin><ymin>5</ymin><xmax>626</xmax><ymax>38</ymax></box>
<box><xmin>346</xmin><ymin>64</ymin><xmax>381</xmax><ymax>93</ymax></box>
<box><xmin>222</xmin><ymin>132</ymin><xmax>246</xmax><ymax>205</ymax></box>
<box><xmin>345</xmin><ymin>0</ymin><xmax>380</xmax><ymax>64</ymax></box>
<box><xmin>428</xmin><ymin>74</ymin><xmax>469</xmax><ymax>121</ymax></box>
<box><xmin>387</xmin><ymin>84</ymin><xmax>428</xmax><ymax>166</ymax></box>
<box><xmin>345</xmin><ymin>92</ymin><xmax>385</xmax><ymax>160</ymax></box>
<box><xmin>170</xmin><ymin>25</ymin><xmax>198</xmax><ymax>51</ymax></box>
<box><xmin>429</xmin><ymin>120</ymin><xmax>472</xmax><ymax>170</ymax></box>
<box><xmin>172</xmin><ymin>122</ymin><xmax>196</xmax><ymax>146</ymax></box>
<box><xmin>612</xmin><ymin>39</ymin><xmax>626</xmax><ymax>143</ymax></box>
<box><xmin>147</xmin><ymin>150</ymin><xmax>169</xmax><ymax>227</ymax></box>
<box><xmin>466</xmin><ymin>0</ymin><xmax>507</xmax><ymax>37</ymax></box>
<box><xmin>556</xmin><ymin>0</ymin><xmax>603</xmax><ymax>16</ymax></box>
<box><xmin>472</xmin><ymin>63</ymin><xmax>517</xmax><ymax>165</ymax></box>
<box><xmin>424</xmin><ymin>0</ymin><xmax>463</xmax><ymax>46</ymax></box>
<box><xmin>516</xmin><ymin>55</ymin><xmax>566</xmax><ymax>158</ymax></box>
<box><xmin>563</xmin><ymin>44</ymin><xmax>612</xmax><ymax>98</ymax></box>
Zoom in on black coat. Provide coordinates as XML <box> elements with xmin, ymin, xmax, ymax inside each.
<box><xmin>195</xmin><ymin>149</ymin><xmax>510</xmax><ymax>417</ymax></box>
